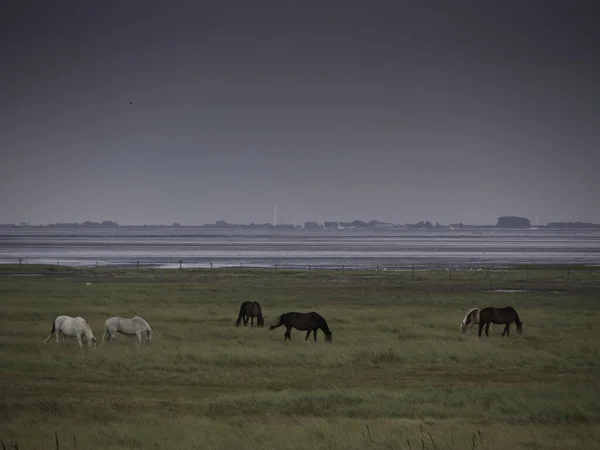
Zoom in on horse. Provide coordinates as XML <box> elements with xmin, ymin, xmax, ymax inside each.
<box><xmin>104</xmin><ymin>316</ymin><xmax>153</xmax><ymax>345</ymax></box>
<box><xmin>44</xmin><ymin>315</ymin><xmax>97</xmax><ymax>350</ymax></box>
<box><xmin>269</xmin><ymin>311</ymin><xmax>333</xmax><ymax>343</ymax></box>
<box><xmin>460</xmin><ymin>307</ymin><xmax>481</xmax><ymax>333</ymax></box>
<box><xmin>478</xmin><ymin>306</ymin><xmax>523</xmax><ymax>337</ymax></box>
<box><xmin>235</xmin><ymin>301</ymin><xmax>264</xmax><ymax>328</ymax></box>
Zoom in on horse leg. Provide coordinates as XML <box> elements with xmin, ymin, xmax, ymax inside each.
<box><xmin>250</xmin><ymin>317</ymin><xmax>254</xmax><ymax>328</ymax></box>
<box><xmin>76</xmin><ymin>334</ymin><xmax>84</xmax><ymax>351</ymax></box>
<box><xmin>135</xmin><ymin>332</ymin><xmax>142</xmax><ymax>346</ymax></box>
<box><xmin>305</xmin><ymin>330</ymin><xmax>311</xmax><ymax>341</ymax></box>
<box><xmin>502</xmin><ymin>324</ymin><xmax>510</xmax><ymax>337</ymax></box>
<box><xmin>313</xmin><ymin>329</ymin><xmax>318</xmax><ymax>342</ymax></box>
<box><xmin>284</xmin><ymin>327</ymin><xmax>292</xmax><ymax>342</ymax></box>
<box><xmin>477</xmin><ymin>322</ymin><xmax>484</xmax><ymax>338</ymax></box>
<box><xmin>485</xmin><ymin>323</ymin><xmax>491</xmax><ymax>337</ymax></box>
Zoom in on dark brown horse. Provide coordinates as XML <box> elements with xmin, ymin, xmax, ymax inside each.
<box><xmin>235</xmin><ymin>301</ymin><xmax>264</xmax><ymax>328</ymax></box>
<box><xmin>269</xmin><ymin>311</ymin><xmax>333</xmax><ymax>343</ymax></box>
<box><xmin>478</xmin><ymin>306</ymin><xmax>523</xmax><ymax>337</ymax></box>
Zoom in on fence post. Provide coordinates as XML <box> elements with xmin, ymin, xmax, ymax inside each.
<box><xmin>376</xmin><ymin>265</ymin><xmax>379</xmax><ymax>274</ymax></box>
<box><xmin>274</xmin><ymin>264</ymin><xmax>277</xmax><ymax>272</ymax></box>
<box><xmin>136</xmin><ymin>261</ymin><xmax>140</xmax><ymax>269</ymax></box>
<box><xmin>19</xmin><ymin>257</ymin><xmax>22</xmax><ymax>269</ymax></box>
<box><xmin>210</xmin><ymin>262</ymin><xmax>213</xmax><ymax>270</ymax></box>
<box><xmin>179</xmin><ymin>260</ymin><xmax>183</xmax><ymax>270</ymax></box>
<box><xmin>96</xmin><ymin>261</ymin><xmax>99</xmax><ymax>269</ymax></box>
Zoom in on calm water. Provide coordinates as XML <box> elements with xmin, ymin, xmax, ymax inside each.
<box><xmin>1</xmin><ymin>227</ymin><xmax>599</xmax><ymax>269</ymax></box>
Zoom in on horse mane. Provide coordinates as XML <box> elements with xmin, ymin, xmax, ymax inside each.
<box><xmin>74</xmin><ymin>316</ymin><xmax>96</xmax><ymax>342</ymax></box>
<box><xmin>513</xmin><ymin>311</ymin><xmax>523</xmax><ymax>326</ymax></box>
<box><xmin>462</xmin><ymin>308</ymin><xmax>479</xmax><ymax>324</ymax></box>
<box><xmin>312</xmin><ymin>312</ymin><xmax>332</xmax><ymax>335</ymax></box>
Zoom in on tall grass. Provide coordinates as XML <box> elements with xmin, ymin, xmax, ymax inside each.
<box><xmin>1</xmin><ymin>267</ymin><xmax>599</xmax><ymax>449</ymax></box>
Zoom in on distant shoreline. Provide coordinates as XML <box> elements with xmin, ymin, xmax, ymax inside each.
<box><xmin>2</xmin><ymin>228</ymin><xmax>599</xmax><ymax>269</ymax></box>
<box><xmin>2</xmin><ymin>223</ymin><xmax>600</xmax><ymax>231</ymax></box>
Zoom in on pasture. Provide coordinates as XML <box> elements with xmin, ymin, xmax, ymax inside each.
<box><xmin>1</xmin><ymin>265</ymin><xmax>600</xmax><ymax>449</ymax></box>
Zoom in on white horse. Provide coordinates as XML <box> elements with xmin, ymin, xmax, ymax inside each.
<box><xmin>44</xmin><ymin>315</ymin><xmax>97</xmax><ymax>350</ymax></box>
<box><xmin>104</xmin><ymin>316</ymin><xmax>153</xmax><ymax>345</ymax></box>
<box><xmin>460</xmin><ymin>308</ymin><xmax>481</xmax><ymax>333</ymax></box>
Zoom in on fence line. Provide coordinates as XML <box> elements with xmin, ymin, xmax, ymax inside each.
<box><xmin>5</xmin><ymin>258</ymin><xmax>600</xmax><ymax>280</ymax></box>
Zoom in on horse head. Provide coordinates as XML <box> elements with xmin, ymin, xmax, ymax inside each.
<box><xmin>516</xmin><ymin>322</ymin><xmax>523</xmax><ymax>333</ymax></box>
<box><xmin>325</xmin><ymin>330</ymin><xmax>333</xmax><ymax>343</ymax></box>
<box><xmin>257</xmin><ymin>315</ymin><xmax>265</xmax><ymax>327</ymax></box>
<box><xmin>89</xmin><ymin>336</ymin><xmax>97</xmax><ymax>347</ymax></box>
<box><xmin>460</xmin><ymin>321</ymin><xmax>467</xmax><ymax>333</ymax></box>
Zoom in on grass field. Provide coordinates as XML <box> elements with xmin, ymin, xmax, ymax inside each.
<box><xmin>1</xmin><ymin>265</ymin><xmax>600</xmax><ymax>449</ymax></box>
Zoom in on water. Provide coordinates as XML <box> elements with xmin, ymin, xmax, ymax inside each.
<box><xmin>1</xmin><ymin>227</ymin><xmax>599</xmax><ymax>269</ymax></box>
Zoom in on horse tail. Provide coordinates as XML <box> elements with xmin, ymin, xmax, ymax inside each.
<box><xmin>235</xmin><ymin>303</ymin><xmax>245</xmax><ymax>327</ymax></box>
<box><xmin>268</xmin><ymin>314</ymin><xmax>284</xmax><ymax>331</ymax></box>
<box><xmin>103</xmin><ymin>324</ymin><xmax>110</xmax><ymax>343</ymax></box>
<box><xmin>44</xmin><ymin>319</ymin><xmax>56</xmax><ymax>343</ymax></box>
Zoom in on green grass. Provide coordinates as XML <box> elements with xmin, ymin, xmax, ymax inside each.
<box><xmin>1</xmin><ymin>266</ymin><xmax>600</xmax><ymax>449</ymax></box>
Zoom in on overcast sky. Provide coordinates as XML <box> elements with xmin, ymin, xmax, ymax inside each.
<box><xmin>1</xmin><ymin>0</ymin><xmax>598</xmax><ymax>226</ymax></box>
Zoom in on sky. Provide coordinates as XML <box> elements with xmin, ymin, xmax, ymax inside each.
<box><xmin>1</xmin><ymin>0</ymin><xmax>599</xmax><ymax>226</ymax></box>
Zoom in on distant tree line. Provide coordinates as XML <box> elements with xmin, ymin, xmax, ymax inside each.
<box><xmin>2</xmin><ymin>217</ymin><xmax>599</xmax><ymax>230</ymax></box>
<box><xmin>545</xmin><ymin>221</ymin><xmax>600</xmax><ymax>229</ymax></box>
<box><xmin>496</xmin><ymin>216</ymin><xmax>531</xmax><ymax>228</ymax></box>
<box><xmin>8</xmin><ymin>220</ymin><xmax>120</xmax><ymax>228</ymax></box>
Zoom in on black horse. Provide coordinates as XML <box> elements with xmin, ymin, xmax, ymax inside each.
<box><xmin>235</xmin><ymin>301</ymin><xmax>264</xmax><ymax>328</ymax></box>
<box><xmin>269</xmin><ymin>311</ymin><xmax>333</xmax><ymax>343</ymax></box>
<box><xmin>478</xmin><ymin>306</ymin><xmax>523</xmax><ymax>337</ymax></box>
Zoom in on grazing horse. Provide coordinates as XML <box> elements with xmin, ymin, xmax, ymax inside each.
<box><xmin>478</xmin><ymin>306</ymin><xmax>523</xmax><ymax>337</ymax></box>
<box><xmin>235</xmin><ymin>301</ymin><xmax>264</xmax><ymax>328</ymax></box>
<box><xmin>269</xmin><ymin>311</ymin><xmax>333</xmax><ymax>343</ymax></box>
<box><xmin>460</xmin><ymin>307</ymin><xmax>481</xmax><ymax>333</ymax></box>
<box><xmin>104</xmin><ymin>316</ymin><xmax>153</xmax><ymax>345</ymax></box>
<box><xmin>44</xmin><ymin>315</ymin><xmax>97</xmax><ymax>350</ymax></box>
